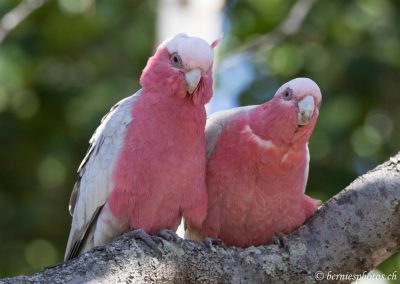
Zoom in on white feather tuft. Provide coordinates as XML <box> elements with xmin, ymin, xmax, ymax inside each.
<box><xmin>160</xmin><ymin>33</ymin><xmax>214</xmax><ymax>74</ymax></box>
<box><xmin>275</xmin><ymin>77</ymin><xmax>322</xmax><ymax>103</ymax></box>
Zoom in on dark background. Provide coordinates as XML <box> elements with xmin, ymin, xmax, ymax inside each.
<box><xmin>0</xmin><ymin>0</ymin><xmax>399</xmax><ymax>281</ymax></box>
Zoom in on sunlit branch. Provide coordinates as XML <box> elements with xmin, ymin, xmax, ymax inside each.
<box><xmin>0</xmin><ymin>0</ymin><xmax>50</xmax><ymax>45</ymax></box>
<box><xmin>235</xmin><ymin>0</ymin><xmax>318</xmax><ymax>55</ymax></box>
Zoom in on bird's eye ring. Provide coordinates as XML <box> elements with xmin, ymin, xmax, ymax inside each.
<box><xmin>282</xmin><ymin>88</ymin><xmax>293</xmax><ymax>101</ymax></box>
<box><xmin>170</xmin><ymin>53</ymin><xmax>182</xmax><ymax>68</ymax></box>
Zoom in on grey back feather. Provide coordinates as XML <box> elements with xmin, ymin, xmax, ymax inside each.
<box><xmin>65</xmin><ymin>91</ymin><xmax>141</xmax><ymax>260</ymax></box>
<box><xmin>205</xmin><ymin>105</ymin><xmax>257</xmax><ymax>159</ymax></box>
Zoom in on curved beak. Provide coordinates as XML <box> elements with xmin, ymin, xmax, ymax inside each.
<box><xmin>184</xmin><ymin>68</ymin><xmax>201</xmax><ymax>94</ymax></box>
<box><xmin>297</xmin><ymin>95</ymin><xmax>315</xmax><ymax>126</ymax></box>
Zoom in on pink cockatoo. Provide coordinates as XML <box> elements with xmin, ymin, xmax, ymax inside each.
<box><xmin>185</xmin><ymin>78</ymin><xmax>322</xmax><ymax>248</ymax></box>
<box><xmin>65</xmin><ymin>34</ymin><xmax>218</xmax><ymax>260</ymax></box>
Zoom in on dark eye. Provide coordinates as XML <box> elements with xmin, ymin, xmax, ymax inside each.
<box><xmin>170</xmin><ymin>53</ymin><xmax>182</xmax><ymax>68</ymax></box>
<box><xmin>282</xmin><ymin>88</ymin><xmax>293</xmax><ymax>101</ymax></box>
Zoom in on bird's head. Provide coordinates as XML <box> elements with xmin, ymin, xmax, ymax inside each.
<box><xmin>251</xmin><ymin>78</ymin><xmax>322</xmax><ymax>145</ymax></box>
<box><xmin>140</xmin><ymin>33</ymin><xmax>218</xmax><ymax>105</ymax></box>
<box><xmin>272</xmin><ymin>77</ymin><xmax>321</xmax><ymax>128</ymax></box>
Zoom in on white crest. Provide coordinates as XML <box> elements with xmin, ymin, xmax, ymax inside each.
<box><xmin>160</xmin><ymin>33</ymin><xmax>214</xmax><ymax>73</ymax></box>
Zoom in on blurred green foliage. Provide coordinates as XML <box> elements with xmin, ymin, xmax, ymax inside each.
<box><xmin>0</xmin><ymin>0</ymin><xmax>398</xmax><ymax>281</ymax></box>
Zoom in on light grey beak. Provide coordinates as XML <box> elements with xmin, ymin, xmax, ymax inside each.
<box><xmin>184</xmin><ymin>68</ymin><xmax>201</xmax><ymax>94</ymax></box>
<box><xmin>297</xmin><ymin>95</ymin><xmax>315</xmax><ymax>125</ymax></box>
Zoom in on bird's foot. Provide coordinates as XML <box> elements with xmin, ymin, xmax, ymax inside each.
<box><xmin>128</xmin><ymin>229</ymin><xmax>162</xmax><ymax>256</ymax></box>
<box><xmin>272</xmin><ymin>233</ymin><xmax>288</xmax><ymax>249</ymax></box>
<box><xmin>204</xmin><ymin>237</ymin><xmax>226</xmax><ymax>251</ymax></box>
<box><xmin>157</xmin><ymin>229</ymin><xmax>181</xmax><ymax>243</ymax></box>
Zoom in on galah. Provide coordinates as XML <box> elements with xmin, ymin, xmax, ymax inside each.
<box><xmin>185</xmin><ymin>78</ymin><xmax>322</xmax><ymax>248</ymax></box>
<box><xmin>65</xmin><ymin>34</ymin><xmax>218</xmax><ymax>260</ymax></box>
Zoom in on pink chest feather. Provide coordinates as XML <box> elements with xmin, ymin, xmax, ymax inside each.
<box><xmin>108</xmin><ymin>92</ymin><xmax>206</xmax><ymax>234</ymax></box>
<box><xmin>203</xmin><ymin>118</ymin><xmax>311</xmax><ymax>247</ymax></box>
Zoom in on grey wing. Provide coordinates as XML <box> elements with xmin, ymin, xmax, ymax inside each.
<box><xmin>205</xmin><ymin>105</ymin><xmax>257</xmax><ymax>159</ymax></box>
<box><xmin>68</xmin><ymin>99</ymin><xmax>123</xmax><ymax>216</ymax></box>
<box><xmin>65</xmin><ymin>91</ymin><xmax>141</xmax><ymax>260</ymax></box>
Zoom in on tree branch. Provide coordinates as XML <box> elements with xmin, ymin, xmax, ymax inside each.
<box><xmin>0</xmin><ymin>0</ymin><xmax>49</xmax><ymax>45</ymax></box>
<box><xmin>3</xmin><ymin>152</ymin><xmax>400</xmax><ymax>283</ymax></box>
<box><xmin>234</xmin><ymin>0</ymin><xmax>318</xmax><ymax>56</ymax></box>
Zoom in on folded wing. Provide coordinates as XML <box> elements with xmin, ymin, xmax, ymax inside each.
<box><xmin>65</xmin><ymin>92</ymin><xmax>140</xmax><ymax>260</ymax></box>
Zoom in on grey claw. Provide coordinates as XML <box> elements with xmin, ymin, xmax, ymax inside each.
<box><xmin>157</xmin><ymin>229</ymin><xmax>181</xmax><ymax>243</ymax></box>
<box><xmin>204</xmin><ymin>237</ymin><xmax>226</xmax><ymax>250</ymax></box>
<box><xmin>128</xmin><ymin>229</ymin><xmax>162</xmax><ymax>257</ymax></box>
<box><xmin>272</xmin><ymin>233</ymin><xmax>288</xmax><ymax>249</ymax></box>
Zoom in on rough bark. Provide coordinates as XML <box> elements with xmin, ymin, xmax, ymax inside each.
<box><xmin>2</xmin><ymin>153</ymin><xmax>400</xmax><ymax>284</ymax></box>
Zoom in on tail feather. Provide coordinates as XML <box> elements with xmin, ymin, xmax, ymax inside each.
<box><xmin>64</xmin><ymin>205</ymin><xmax>103</xmax><ymax>261</ymax></box>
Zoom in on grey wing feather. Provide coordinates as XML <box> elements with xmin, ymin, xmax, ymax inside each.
<box><xmin>68</xmin><ymin>100</ymin><xmax>124</xmax><ymax>216</ymax></box>
<box><xmin>205</xmin><ymin>105</ymin><xmax>257</xmax><ymax>159</ymax></box>
<box><xmin>68</xmin><ymin>99</ymin><xmax>125</xmax><ymax>216</ymax></box>
<box><xmin>65</xmin><ymin>91</ymin><xmax>141</xmax><ymax>260</ymax></box>
<box><xmin>68</xmin><ymin>183</ymin><xmax>79</xmax><ymax>216</ymax></box>
<box><xmin>65</xmin><ymin>205</ymin><xmax>103</xmax><ymax>260</ymax></box>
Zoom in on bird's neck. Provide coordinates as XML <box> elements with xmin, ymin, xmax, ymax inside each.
<box><xmin>249</xmin><ymin>104</ymin><xmax>314</xmax><ymax>150</ymax></box>
<box><xmin>137</xmin><ymin>90</ymin><xmax>206</xmax><ymax>126</ymax></box>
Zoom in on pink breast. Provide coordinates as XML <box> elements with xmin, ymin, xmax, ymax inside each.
<box><xmin>108</xmin><ymin>93</ymin><xmax>206</xmax><ymax>234</ymax></box>
<box><xmin>203</xmin><ymin>120</ymin><xmax>308</xmax><ymax>247</ymax></box>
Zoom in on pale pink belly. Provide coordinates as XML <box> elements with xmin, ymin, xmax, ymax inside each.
<box><xmin>203</xmin><ymin>174</ymin><xmax>307</xmax><ymax>247</ymax></box>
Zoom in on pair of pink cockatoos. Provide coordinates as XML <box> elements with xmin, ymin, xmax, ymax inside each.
<box><xmin>65</xmin><ymin>33</ymin><xmax>322</xmax><ymax>260</ymax></box>
<box><xmin>65</xmin><ymin>34</ymin><xmax>218</xmax><ymax>260</ymax></box>
<box><xmin>185</xmin><ymin>78</ymin><xmax>322</xmax><ymax>248</ymax></box>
